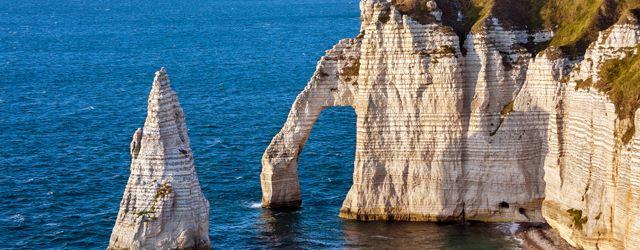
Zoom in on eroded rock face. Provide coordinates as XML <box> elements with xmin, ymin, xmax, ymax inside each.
<box><xmin>264</xmin><ymin>0</ymin><xmax>549</xmax><ymax>222</ymax></box>
<box><xmin>110</xmin><ymin>68</ymin><xmax>210</xmax><ymax>249</ymax></box>
<box><xmin>342</xmin><ymin>0</ymin><xmax>467</xmax><ymax>221</ymax></box>
<box><xmin>541</xmin><ymin>19</ymin><xmax>640</xmax><ymax>249</ymax></box>
<box><xmin>262</xmin><ymin>0</ymin><xmax>640</xmax><ymax>248</ymax></box>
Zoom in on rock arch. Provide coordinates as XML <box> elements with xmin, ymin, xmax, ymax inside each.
<box><xmin>261</xmin><ymin>38</ymin><xmax>361</xmax><ymax>208</ymax></box>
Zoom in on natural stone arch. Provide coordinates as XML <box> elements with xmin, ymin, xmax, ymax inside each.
<box><xmin>261</xmin><ymin>38</ymin><xmax>361</xmax><ymax>208</ymax></box>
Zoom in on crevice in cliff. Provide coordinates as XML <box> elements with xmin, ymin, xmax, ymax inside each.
<box><xmin>611</xmin><ymin>120</ymin><xmax>627</xmax><ymax>185</ymax></box>
<box><xmin>519</xmin><ymin>207</ymin><xmax>530</xmax><ymax>220</ymax></box>
<box><xmin>460</xmin><ymin>202</ymin><xmax>466</xmax><ymax>222</ymax></box>
<box><xmin>490</xmin><ymin>100</ymin><xmax>515</xmax><ymax>136</ymax></box>
<box><xmin>555</xmin><ymin>79</ymin><xmax>567</xmax><ymax>187</ymax></box>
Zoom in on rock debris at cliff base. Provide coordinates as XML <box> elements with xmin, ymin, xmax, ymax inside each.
<box><xmin>515</xmin><ymin>223</ymin><xmax>577</xmax><ymax>250</ymax></box>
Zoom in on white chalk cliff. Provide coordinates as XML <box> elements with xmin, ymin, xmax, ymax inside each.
<box><xmin>261</xmin><ymin>0</ymin><xmax>640</xmax><ymax>249</ymax></box>
<box><xmin>110</xmin><ymin>68</ymin><xmax>210</xmax><ymax>249</ymax></box>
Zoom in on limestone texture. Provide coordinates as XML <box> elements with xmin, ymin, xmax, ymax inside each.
<box><xmin>541</xmin><ymin>19</ymin><xmax>640</xmax><ymax>250</ymax></box>
<box><xmin>261</xmin><ymin>0</ymin><xmax>640</xmax><ymax>249</ymax></box>
<box><xmin>110</xmin><ymin>68</ymin><xmax>210</xmax><ymax>250</ymax></box>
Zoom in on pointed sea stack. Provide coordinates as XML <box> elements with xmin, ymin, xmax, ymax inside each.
<box><xmin>109</xmin><ymin>68</ymin><xmax>210</xmax><ymax>249</ymax></box>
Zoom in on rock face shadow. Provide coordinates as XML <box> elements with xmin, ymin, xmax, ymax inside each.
<box><xmin>458</xmin><ymin>105</ymin><xmax>551</xmax><ymax>222</ymax></box>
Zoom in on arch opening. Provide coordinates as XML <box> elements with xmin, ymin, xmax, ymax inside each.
<box><xmin>298</xmin><ymin>107</ymin><xmax>357</xmax><ymax>209</ymax></box>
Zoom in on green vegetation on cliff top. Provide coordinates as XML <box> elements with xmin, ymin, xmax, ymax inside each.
<box><xmin>560</xmin><ymin>45</ymin><xmax>639</xmax><ymax>143</ymax></box>
<box><xmin>394</xmin><ymin>0</ymin><xmax>640</xmax><ymax>56</ymax></box>
<box><xmin>597</xmin><ymin>46</ymin><xmax>640</xmax><ymax>121</ymax></box>
<box><xmin>597</xmin><ymin>46</ymin><xmax>640</xmax><ymax>143</ymax></box>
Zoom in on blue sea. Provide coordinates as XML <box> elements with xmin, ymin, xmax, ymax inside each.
<box><xmin>0</xmin><ymin>0</ymin><xmax>523</xmax><ymax>248</ymax></box>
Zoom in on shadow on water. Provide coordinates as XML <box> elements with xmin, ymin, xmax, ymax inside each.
<box><xmin>341</xmin><ymin>221</ymin><xmax>521</xmax><ymax>249</ymax></box>
<box><xmin>253</xmin><ymin>209</ymin><xmax>303</xmax><ymax>248</ymax></box>
<box><xmin>253</xmin><ymin>208</ymin><xmax>523</xmax><ymax>249</ymax></box>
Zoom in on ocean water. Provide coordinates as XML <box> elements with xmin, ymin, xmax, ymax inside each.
<box><xmin>0</xmin><ymin>0</ymin><xmax>523</xmax><ymax>249</ymax></box>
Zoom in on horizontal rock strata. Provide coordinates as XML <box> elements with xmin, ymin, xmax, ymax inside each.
<box><xmin>262</xmin><ymin>0</ymin><xmax>640</xmax><ymax>248</ymax></box>
<box><xmin>541</xmin><ymin>18</ymin><xmax>640</xmax><ymax>250</ymax></box>
<box><xmin>110</xmin><ymin>68</ymin><xmax>210</xmax><ymax>249</ymax></box>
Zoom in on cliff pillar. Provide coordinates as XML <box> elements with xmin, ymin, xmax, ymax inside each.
<box><xmin>109</xmin><ymin>68</ymin><xmax>211</xmax><ymax>249</ymax></box>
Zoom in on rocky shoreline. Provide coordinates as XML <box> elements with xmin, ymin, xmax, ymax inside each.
<box><xmin>515</xmin><ymin>223</ymin><xmax>577</xmax><ymax>250</ymax></box>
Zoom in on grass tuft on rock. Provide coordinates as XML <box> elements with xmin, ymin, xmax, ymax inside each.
<box><xmin>575</xmin><ymin>77</ymin><xmax>593</xmax><ymax>90</ymax></box>
<box><xmin>567</xmin><ymin>208</ymin><xmax>588</xmax><ymax>230</ymax></box>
